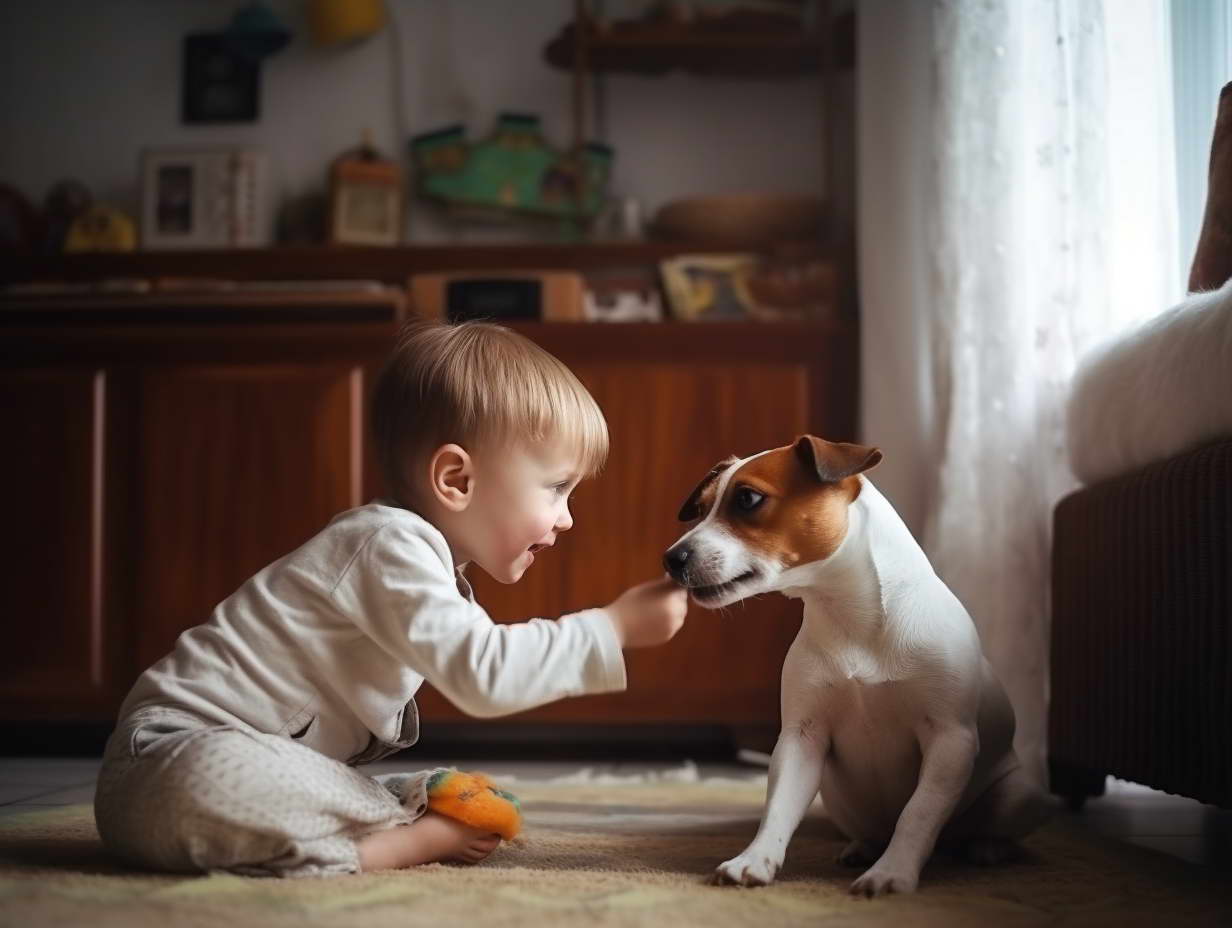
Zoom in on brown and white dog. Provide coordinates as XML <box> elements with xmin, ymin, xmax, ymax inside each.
<box><xmin>664</xmin><ymin>436</ymin><xmax>1050</xmax><ymax>896</ymax></box>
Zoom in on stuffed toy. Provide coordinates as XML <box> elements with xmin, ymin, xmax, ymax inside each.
<box><xmin>426</xmin><ymin>770</ymin><xmax>522</xmax><ymax>841</ymax></box>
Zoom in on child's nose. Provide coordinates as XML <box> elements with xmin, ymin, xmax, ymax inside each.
<box><xmin>555</xmin><ymin>504</ymin><xmax>574</xmax><ymax>532</ymax></box>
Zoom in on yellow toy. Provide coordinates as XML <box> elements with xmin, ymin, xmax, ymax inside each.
<box><xmin>65</xmin><ymin>204</ymin><xmax>135</xmax><ymax>252</ymax></box>
<box><xmin>426</xmin><ymin>770</ymin><xmax>522</xmax><ymax>841</ymax></box>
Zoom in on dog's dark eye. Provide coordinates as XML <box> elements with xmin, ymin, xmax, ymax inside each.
<box><xmin>733</xmin><ymin>487</ymin><xmax>765</xmax><ymax>512</ymax></box>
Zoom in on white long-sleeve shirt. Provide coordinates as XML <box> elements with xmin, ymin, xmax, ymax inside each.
<box><xmin>118</xmin><ymin>501</ymin><xmax>627</xmax><ymax>764</ymax></box>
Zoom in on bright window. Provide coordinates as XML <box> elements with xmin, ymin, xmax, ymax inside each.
<box><xmin>1172</xmin><ymin>0</ymin><xmax>1232</xmax><ymax>285</ymax></box>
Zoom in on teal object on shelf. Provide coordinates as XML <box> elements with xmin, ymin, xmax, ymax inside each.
<box><xmin>224</xmin><ymin>1</ymin><xmax>292</xmax><ymax>62</ymax></box>
<box><xmin>411</xmin><ymin>113</ymin><xmax>612</xmax><ymax>220</ymax></box>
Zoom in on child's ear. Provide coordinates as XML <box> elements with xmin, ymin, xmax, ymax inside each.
<box><xmin>429</xmin><ymin>444</ymin><xmax>473</xmax><ymax>512</ymax></box>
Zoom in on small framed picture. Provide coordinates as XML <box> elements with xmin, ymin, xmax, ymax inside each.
<box><xmin>660</xmin><ymin>254</ymin><xmax>760</xmax><ymax>322</ymax></box>
<box><xmin>140</xmin><ymin>148</ymin><xmax>269</xmax><ymax>249</ymax></box>
<box><xmin>329</xmin><ymin>146</ymin><xmax>404</xmax><ymax>246</ymax></box>
<box><xmin>661</xmin><ymin>252</ymin><xmax>838</xmax><ymax>322</ymax></box>
<box><xmin>182</xmin><ymin>34</ymin><xmax>259</xmax><ymax>124</ymax></box>
<box><xmin>333</xmin><ymin>182</ymin><xmax>401</xmax><ymax>245</ymax></box>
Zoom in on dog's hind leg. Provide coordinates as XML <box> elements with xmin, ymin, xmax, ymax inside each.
<box><xmin>962</xmin><ymin>836</ymin><xmax>1018</xmax><ymax>865</ymax></box>
<box><xmin>943</xmin><ymin>760</ymin><xmax>1055</xmax><ymax>861</ymax></box>
<box><xmin>837</xmin><ymin>839</ymin><xmax>883</xmax><ymax>868</ymax></box>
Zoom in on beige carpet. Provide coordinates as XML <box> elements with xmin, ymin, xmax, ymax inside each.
<box><xmin>0</xmin><ymin>775</ymin><xmax>1228</xmax><ymax>928</ymax></box>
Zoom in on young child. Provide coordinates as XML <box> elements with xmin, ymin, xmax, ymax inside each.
<box><xmin>94</xmin><ymin>319</ymin><xmax>687</xmax><ymax>878</ymax></box>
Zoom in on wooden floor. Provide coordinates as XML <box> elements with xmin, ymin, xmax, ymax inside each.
<box><xmin>1</xmin><ymin>757</ymin><xmax>1229</xmax><ymax>870</ymax></box>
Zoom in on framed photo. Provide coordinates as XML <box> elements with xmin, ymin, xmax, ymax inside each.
<box><xmin>140</xmin><ymin>148</ymin><xmax>269</xmax><ymax>249</ymax></box>
<box><xmin>329</xmin><ymin>154</ymin><xmax>403</xmax><ymax>246</ymax></box>
<box><xmin>332</xmin><ymin>182</ymin><xmax>401</xmax><ymax>245</ymax></box>
<box><xmin>660</xmin><ymin>254</ymin><xmax>759</xmax><ymax>322</ymax></box>
<box><xmin>661</xmin><ymin>252</ymin><xmax>838</xmax><ymax>322</ymax></box>
<box><xmin>182</xmin><ymin>34</ymin><xmax>259</xmax><ymax>124</ymax></box>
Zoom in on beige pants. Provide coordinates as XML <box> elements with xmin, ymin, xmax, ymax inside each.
<box><xmin>94</xmin><ymin>706</ymin><xmax>436</xmax><ymax>878</ymax></box>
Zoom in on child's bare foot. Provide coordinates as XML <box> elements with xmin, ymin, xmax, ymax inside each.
<box><xmin>357</xmin><ymin>811</ymin><xmax>502</xmax><ymax>871</ymax></box>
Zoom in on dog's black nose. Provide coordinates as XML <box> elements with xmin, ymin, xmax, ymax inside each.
<box><xmin>663</xmin><ymin>545</ymin><xmax>691</xmax><ymax>579</ymax></box>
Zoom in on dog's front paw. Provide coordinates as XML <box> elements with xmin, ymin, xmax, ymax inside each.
<box><xmin>712</xmin><ymin>850</ymin><xmax>780</xmax><ymax>887</ymax></box>
<box><xmin>848</xmin><ymin>863</ymin><xmax>918</xmax><ymax>897</ymax></box>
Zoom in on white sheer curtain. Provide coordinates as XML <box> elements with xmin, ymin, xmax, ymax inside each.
<box><xmin>858</xmin><ymin>0</ymin><xmax>1180</xmax><ymax>784</ymax></box>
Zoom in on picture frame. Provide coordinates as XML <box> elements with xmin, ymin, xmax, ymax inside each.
<box><xmin>331</xmin><ymin>180</ymin><xmax>402</xmax><ymax>246</ymax></box>
<box><xmin>182</xmin><ymin>34</ymin><xmax>259</xmax><ymax>124</ymax></box>
<box><xmin>139</xmin><ymin>148</ymin><xmax>269</xmax><ymax>249</ymax></box>
<box><xmin>661</xmin><ymin>252</ymin><xmax>838</xmax><ymax>322</ymax></box>
<box><xmin>660</xmin><ymin>254</ymin><xmax>760</xmax><ymax>322</ymax></box>
<box><xmin>329</xmin><ymin>149</ymin><xmax>403</xmax><ymax>246</ymax></box>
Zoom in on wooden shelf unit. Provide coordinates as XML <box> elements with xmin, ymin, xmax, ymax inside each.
<box><xmin>543</xmin><ymin>9</ymin><xmax>855</xmax><ymax>77</ymax></box>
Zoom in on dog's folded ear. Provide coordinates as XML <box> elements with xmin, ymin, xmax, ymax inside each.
<box><xmin>794</xmin><ymin>435</ymin><xmax>883</xmax><ymax>483</ymax></box>
<box><xmin>677</xmin><ymin>456</ymin><xmax>738</xmax><ymax>521</ymax></box>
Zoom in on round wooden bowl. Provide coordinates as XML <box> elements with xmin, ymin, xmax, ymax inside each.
<box><xmin>650</xmin><ymin>194</ymin><xmax>826</xmax><ymax>242</ymax></box>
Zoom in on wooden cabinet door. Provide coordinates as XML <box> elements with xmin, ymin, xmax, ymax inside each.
<box><xmin>130</xmin><ymin>363</ymin><xmax>367</xmax><ymax>674</ymax></box>
<box><xmin>413</xmin><ymin>323</ymin><xmax>849</xmax><ymax>726</ymax></box>
<box><xmin>0</xmin><ymin>368</ymin><xmax>119</xmax><ymax>718</ymax></box>
<box><xmin>1</xmin><ymin>309</ymin><xmax>398</xmax><ymax>722</ymax></box>
<box><xmin>559</xmin><ymin>358</ymin><xmax>809</xmax><ymax>724</ymax></box>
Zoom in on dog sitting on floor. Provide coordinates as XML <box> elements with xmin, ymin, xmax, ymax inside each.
<box><xmin>664</xmin><ymin>436</ymin><xmax>1050</xmax><ymax>896</ymax></box>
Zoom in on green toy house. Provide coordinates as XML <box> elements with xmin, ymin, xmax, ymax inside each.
<box><xmin>410</xmin><ymin>113</ymin><xmax>612</xmax><ymax>221</ymax></box>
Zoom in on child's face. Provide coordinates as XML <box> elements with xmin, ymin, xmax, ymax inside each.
<box><xmin>462</xmin><ymin>439</ymin><xmax>583</xmax><ymax>584</ymax></box>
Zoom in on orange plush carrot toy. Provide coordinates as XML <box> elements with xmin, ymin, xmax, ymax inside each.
<box><xmin>425</xmin><ymin>770</ymin><xmax>522</xmax><ymax>840</ymax></box>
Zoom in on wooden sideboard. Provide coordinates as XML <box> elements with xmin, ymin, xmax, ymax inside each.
<box><xmin>0</xmin><ymin>289</ymin><xmax>857</xmax><ymax>734</ymax></box>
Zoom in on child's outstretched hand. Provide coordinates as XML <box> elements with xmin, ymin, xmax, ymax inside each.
<box><xmin>606</xmin><ymin>575</ymin><xmax>688</xmax><ymax>648</ymax></box>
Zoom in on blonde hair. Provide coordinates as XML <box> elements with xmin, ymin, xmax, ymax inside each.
<box><xmin>372</xmin><ymin>320</ymin><xmax>609</xmax><ymax>505</ymax></box>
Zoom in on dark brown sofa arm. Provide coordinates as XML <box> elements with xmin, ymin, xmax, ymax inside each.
<box><xmin>1050</xmin><ymin>438</ymin><xmax>1232</xmax><ymax>809</ymax></box>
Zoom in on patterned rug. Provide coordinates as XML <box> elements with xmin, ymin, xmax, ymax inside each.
<box><xmin>0</xmin><ymin>770</ymin><xmax>1228</xmax><ymax>927</ymax></box>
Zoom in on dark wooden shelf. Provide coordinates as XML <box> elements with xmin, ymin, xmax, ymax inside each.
<box><xmin>0</xmin><ymin>288</ymin><xmax>408</xmax><ymax>328</ymax></box>
<box><xmin>0</xmin><ymin>240</ymin><xmax>828</xmax><ymax>286</ymax></box>
<box><xmin>544</xmin><ymin>11</ymin><xmax>854</xmax><ymax>77</ymax></box>
<box><xmin>502</xmin><ymin>319</ymin><xmax>853</xmax><ymax>364</ymax></box>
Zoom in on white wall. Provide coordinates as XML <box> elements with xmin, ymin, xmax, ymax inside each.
<box><xmin>0</xmin><ymin>0</ymin><xmax>825</xmax><ymax>243</ymax></box>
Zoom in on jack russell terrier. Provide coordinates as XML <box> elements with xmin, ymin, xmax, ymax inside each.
<box><xmin>664</xmin><ymin>436</ymin><xmax>1050</xmax><ymax>896</ymax></box>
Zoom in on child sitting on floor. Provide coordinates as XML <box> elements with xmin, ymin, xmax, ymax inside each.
<box><xmin>94</xmin><ymin>319</ymin><xmax>687</xmax><ymax>877</ymax></box>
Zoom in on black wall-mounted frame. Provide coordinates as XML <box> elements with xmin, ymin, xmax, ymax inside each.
<box><xmin>182</xmin><ymin>33</ymin><xmax>259</xmax><ymax>124</ymax></box>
